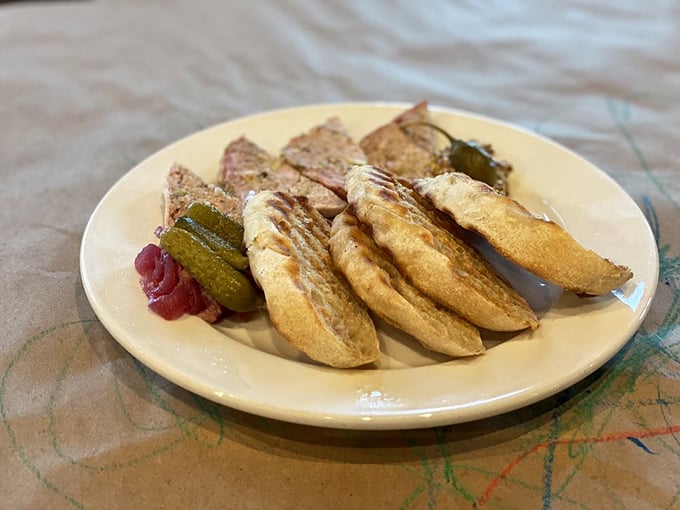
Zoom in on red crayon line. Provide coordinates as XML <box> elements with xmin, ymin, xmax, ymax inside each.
<box><xmin>476</xmin><ymin>424</ymin><xmax>680</xmax><ymax>508</ymax></box>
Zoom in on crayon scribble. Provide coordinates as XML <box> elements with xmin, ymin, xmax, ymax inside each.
<box><xmin>1</xmin><ymin>95</ymin><xmax>679</xmax><ymax>510</ymax></box>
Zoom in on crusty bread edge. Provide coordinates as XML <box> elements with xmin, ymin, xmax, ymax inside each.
<box><xmin>413</xmin><ymin>172</ymin><xmax>634</xmax><ymax>296</ymax></box>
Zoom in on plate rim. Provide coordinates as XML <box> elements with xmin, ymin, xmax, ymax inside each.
<box><xmin>80</xmin><ymin>101</ymin><xmax>659</xmax><ymax>430</ymax></box>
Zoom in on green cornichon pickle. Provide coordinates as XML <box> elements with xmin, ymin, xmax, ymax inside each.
<box><xmin>184</xmin><ymin>202</ymin><xmax>244</xmax><ymax>248</ymax></box>
<box><xmin>173</xmin><ymin>216</ymin><xmax>249</xmax><ymax>270</ymax></box>
<box><xmin>160</xmin><ymin>227</ymin><xmax>257</xmax><ymax>312</ymax></box>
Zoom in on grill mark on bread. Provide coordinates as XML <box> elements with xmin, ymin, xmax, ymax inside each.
<box><xmin>267</xmin><ymin>194</ymin><xmax>331</xmax><ymax>286</ymax></box>
<box><xmin>378</xmin><ymin>187</ymin><xmax>403</xmax><ymax>207</ymax></box>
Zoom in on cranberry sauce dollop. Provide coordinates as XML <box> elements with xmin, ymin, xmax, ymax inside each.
<box><xmin>135</xmin><ymin>243</ymin><xmax>212</xmax><ymax>320</ymax></box>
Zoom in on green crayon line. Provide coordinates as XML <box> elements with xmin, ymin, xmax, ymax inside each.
<box><xmin>1</xmin><ymin>321</ymin><xmax>99</xmax><ymax>510</ymax></box>
<box><xmin>605</xmin><ymin>96</ymin><xmax>679</xmax><ymax>210</ymax></box>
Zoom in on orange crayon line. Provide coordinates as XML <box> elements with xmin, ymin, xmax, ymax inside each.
<box><xmin>476</xmin><ymin>424</ymin><xmax>680</xmax><ymax>508</ymax></box>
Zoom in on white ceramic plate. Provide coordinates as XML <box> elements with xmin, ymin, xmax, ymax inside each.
<box><xmin>80</xmin><ymin>102</ymin><xmax>658</xmax><ymax>430</ymax></box>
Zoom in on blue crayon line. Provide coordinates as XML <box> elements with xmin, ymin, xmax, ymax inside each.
<box><xmin>542</xmin><ymin>414</ymin><xmax>560</xmax><ymax>509</ymax></box>
<box><xmin>627</xmin><ymin>436</ymin><xmax>656</xmax><ymax>455</ymax></box>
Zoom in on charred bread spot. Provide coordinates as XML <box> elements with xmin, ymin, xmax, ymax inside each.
<box><xmin>378</xmin><ymin>187</ymin><xmax>403</xmax><ymax>207</ymax></box>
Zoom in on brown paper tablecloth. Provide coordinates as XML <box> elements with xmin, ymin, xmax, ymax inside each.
<box><xmin>2</xmin><ymin>1</ymin><xmax>679</xmax><ymax>508</ymax></box>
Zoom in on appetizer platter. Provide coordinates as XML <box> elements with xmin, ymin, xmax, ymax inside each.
<box><xmin>80</xmin><ymin>102</ymin><xmax>658</xmax><ymax>429</ymax></box>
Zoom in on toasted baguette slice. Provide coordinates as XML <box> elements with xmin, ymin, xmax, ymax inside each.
<box><xmin>346</xmin><ymin>165</ymin><xmax>538</xmax><ymax>332</ymax></box>
<box><xmin>163</xmin><ymin>162</ymin><xmax>241</xmax><ymax>227</ymax></box>
<box><xmin>243</xmin><ymin>191</ymin><xmax>379</xmax><ymax>368</ymax></box>
<box><xmin>330</xmin><ymin>209</ymin><xmax>484</xmax><ymax>357</ymax></box>
<box><xmin>413</xmin><ymin>172</ymin><xmax>633</xmax><ymax>296</ymax></box>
